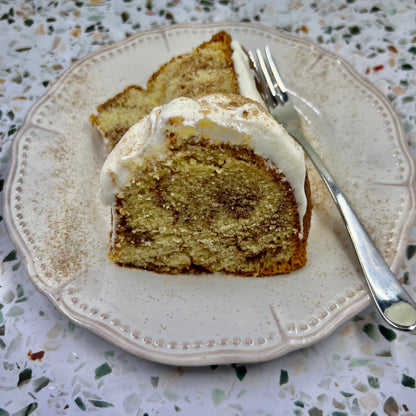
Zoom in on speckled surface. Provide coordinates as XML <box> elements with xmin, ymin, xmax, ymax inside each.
<box><xmin>1</xmin><ymin>1</ymin><xmax>416</xmax><ymax>415</ymax></box>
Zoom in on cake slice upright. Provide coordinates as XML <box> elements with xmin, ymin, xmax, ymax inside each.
<box><xmin>90</xmin><ymin>31</ymin><xmax>240</xmax><ymax>152</ymax></box>
<box><xmin>101</xmin><ymin>93</ymin><xmax>312</xmax><ymax>276</ymax></box>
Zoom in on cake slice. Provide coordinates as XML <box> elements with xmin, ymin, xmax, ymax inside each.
<box><xmin>90</xmin><ymin>31</ymin><xmax>247</xmax><ymax>152</ymax></box>
<box><xmin>100</xmin><ymin>93</ymin><xmax>312</xmax><ymax>276</ymax></box>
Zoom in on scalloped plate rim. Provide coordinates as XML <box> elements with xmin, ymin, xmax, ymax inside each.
<box><xmin>3</xmin><ymin>22</ymin><xmax>416</xmax><ymax>366</ymax></box>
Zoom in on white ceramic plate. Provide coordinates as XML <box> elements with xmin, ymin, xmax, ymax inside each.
<box><xmin>4</xmin><ymin>23</ymin><xmax>416</xmax><ymax>365</ymax></box>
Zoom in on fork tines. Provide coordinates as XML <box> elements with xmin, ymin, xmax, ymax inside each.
<box><xmin>248</xmin><ymin>46</ymin><xmax>288</xmax><ymax>108</ymax></box>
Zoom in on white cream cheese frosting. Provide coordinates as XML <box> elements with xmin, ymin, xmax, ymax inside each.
<box><xmin>100</xmin><ymin>93</ymin><xmax>307</xmax><ymax>233</ymax></box>
<box><xmin>230</xmin><ymin>41</ymin><xmax>265</xmax><ymax>106</ymax></box>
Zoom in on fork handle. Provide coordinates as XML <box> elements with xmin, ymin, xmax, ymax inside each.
<box><xmin>293</xmin><ymin>129</ymin><xmax>416</xmax><ymax>331</ymax></box>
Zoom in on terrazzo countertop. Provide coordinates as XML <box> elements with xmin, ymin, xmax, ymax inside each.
<box><xmin>1</xmin><ymin>1</ymin><xmax>416</xmax><ymax>415</ymax></box>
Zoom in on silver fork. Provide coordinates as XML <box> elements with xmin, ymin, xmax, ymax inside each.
<box><xmin>248</xmin><ymin>46</ymin><xmax>416</xmax><ymax>332</ymax></box>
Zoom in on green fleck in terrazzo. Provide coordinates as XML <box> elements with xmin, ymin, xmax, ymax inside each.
<box><xmin>3</xmin><ymin>250</ymin><xmax>17</xmax><ymax>262</ymax></box>
<box><xmin>308</xmin><ymin>407</ymin><xmax>323</xmax><ymax>416</ymax></box>
<box><xmin>367</xmin><ymin>376</ymin><xmax>380</xmax><ymax>389</ymax></box>
<box><xmin>67</xmin><ymin>321</ymin><xmax>77</xmax><ymax>332</ymax></box>
<box><xmin>151</xmin><ymin>376</ymin><xmax>159</xmax><ymax>387</ymax></box>
<box><xmin>89</xmin><ymin>399</ymin><xmax>114</xmax><ymax>408</ymax></box>
<box><xmin>363</xmin><ymin>323</ymin><xmax>378</xmax><ymax>340</ymax></box>
<box><xmin>74</xmin><ymin>397</ymin><xmax>86</xmax><ymax>411</ymax></box>
<box><xmin>94</xmin><ymin>362</ymin><xmax>112</xmax><ymax>379</ymax></box>
<box><xmin>280</xmin><ymin>369</ymin><xmax>289</xmax><ymax>385</ymax></box>
<box><xmin>16</xmin><ymin>403</ymin><xmax>37</xmax><ymax>416</ymax></box>
<box><xmin>17</xmin><ymin>368</ymin><xmax>32</xmax><ymax>387</ymax></box>
<box><xmin>33</xmin><ymin>377</ymin><xmax>50</xmax><ymax>393</ymax></box>
<box><xmin>378</xmin><ymin>325</ymin><xmax>397</xmax><ymax>342</ymax></box>
<box><xmin>231</xmin><ymin>364</ymin><xmax>247</xmax><ymax>381</ymax></box>
<box><xmin>348</xmin><ymin>358</ymin><xmax>370</xmax><ymax>368</ymax></box>
<box><xmin>406</xmin><ymin>244</ymin><xmax>416</xmax><ymax>260</ymax></box>
<box><xmin>401</xmin><ymin>374</ymin><xmax>415</xmax><ymax>388</ymax></box>
<box><xmin>6</xmin><ymin>306</ymin><xmax>24</xmax><ymax>317</ymax></box>
<box><xmin>375</xmin><ymin>349</ymin><xmax>392</xmax><ymax>357</ymax></box>
<box><xmin>211</xmin><ymin>388</ymin><xmax>226</xmax><ymax>406</ymax></box>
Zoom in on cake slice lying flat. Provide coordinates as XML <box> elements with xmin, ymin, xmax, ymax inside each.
<box><xmin>100</xmin><ymin>93</ymin><xmax>312</xmax><ymax>276</ymax></box>
<box><xmin>90</xmin><ymin>31</ymin><xmax>242</xmax><ymax>152</ymax></box>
